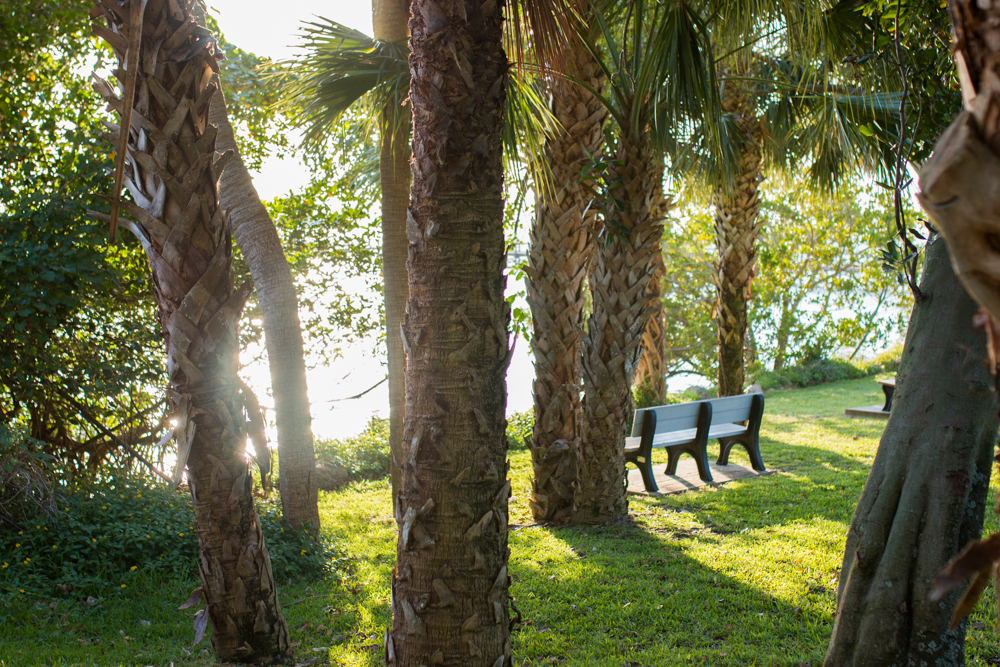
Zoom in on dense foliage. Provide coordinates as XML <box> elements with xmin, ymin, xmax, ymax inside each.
<box><xmin>0</xmin><ymin>462</ymin><xmax>340</xmax><ymax>600</ymax></box>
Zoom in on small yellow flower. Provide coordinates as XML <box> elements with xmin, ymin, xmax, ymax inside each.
<box><xmin>18</xmin><ymin>589</ymin><xmax>23</xmax><ymax>593</ymax></box>
<box><xmin>36</xmin><ymin>525</ymin><xmax>40</xmax><ymax>530</ymax></box>
<box><xmin>169</xmin><ymin>504</ymin><xmax>174</xmax><ymax>508</ymax></box>
<box><xmin>92</xmin><ymin>538</ymin><xmax>97</xmax><ymax>543</ymax></box>
<box><xmin>24</xmin><ymin>558</ymin><xmax>30</xmax><ymax>563</ymax></box>
<box><xmin>300</xmin><ymin>550</ymin><xmax>306</xmax><ymax>555</ymax></box>
<box><xmin>14</xmin><ymin>543</ymin><xmax>19</xmax><ymax>548</ymax></box>
<box><xmin>52</xmin><ymin>545</ymin><xmax>56</xmax><ymax>549</ymax></box>
<box><xmin>120</xmin><ymin>494</ymin><xmax>125</xmax><ymax>499</ymax></box>
<box><xmin>137</xmin><ymin>494</ymin><xmax>141</xmax><ymax>498</ymax></box>
<box><xmin>102</xmin><ymin>506</ymin><xmax>107</xmax><ymax>510</ymax></box>
<box><xmin>2</xmin><ymin>562</ymin><xmax>7</xmax><ymax>568</ymax></box>
<box><xmin>121</xmin><ymin>584</ymin><xmax>126</xmax><ymax>589</ymax></box>
<box><xmin>18</xmin><ymin>531</ymin><xmax>22</xmax><ymax>535</ymax></box>
<box><xmin>130</xmin><ymin>566</ymin><xmax>137</xmax><ymax>571</ymax></box>
<box><xmin>179</xmin><ymin>533</ymin><xmax>184</xmax><ymax>537</ymax></box>
<box><xmin>145</xmin><ymin>535</ymin><xmax>150</xmax><ymax>539</ymax></box>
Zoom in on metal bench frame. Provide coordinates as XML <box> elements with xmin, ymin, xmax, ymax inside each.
<box><xmin>624</xmin><ymin>394</ymin><xmax>766</xmax><ymax>492</ymax></box>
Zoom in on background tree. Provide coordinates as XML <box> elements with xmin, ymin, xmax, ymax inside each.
<box><xmin>90</xmin><ymin>0</ymin><xmax>290</xmax><ymax>659</ymax></box>
<box><xmin>573</xmin><ymin>0</ymin><xmax>714</xmax><ymax>524</ymax></box>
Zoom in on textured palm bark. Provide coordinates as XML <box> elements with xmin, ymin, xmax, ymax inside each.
<box><xmin>384</xmin><ymin>0</ymin><xmax>512</xmax><ymax>663</ymax></box>
<box><xmin>525</xmin><ymin>49</ymin><xmax>604</xmax><ymax>523</ymax></box>
<box><xmin>822</xmin><ymin>236</ymin><xmax>996</xmax><ymax>666</ymax></box>
<box><xmin>633</xmin><ymin>178</ymin><xmax>671</xmax><ymax>405</ymax></box>
<box><xmin>91</xmin><ymin>0</ymin><xmax>291</xmax><ymax>661</ymax></box>
<box><xmin>575</xmin><ymin>136</ymin><xmax>664</xmax><ymax>524</ymax></box>
<box><xmin>374</xmin><ymin>0</ymin><xmax>411</xmax><ymax>503</ymax></box>
<box><xmin>713</xmin><ymin>82</ymin><xmax>762</xmax><ymax>397</ymax></box>
<box><xmin>209</xmin><ymin>81</ymin><xmax>320</xmax><ymax>533</ymax></box>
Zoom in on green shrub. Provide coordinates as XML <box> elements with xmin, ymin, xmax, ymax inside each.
<box><xmin>754</xmin><ymin>347</ymin><xmax>901</xmax><ymax>391</ymax></box>
<box><xmin>0</xmin><ymin>472</ymin><xmax>340</xmax><ymax>600</ymax></box>
<box><xmin>314</xmin><ymin>417</ymin><xmax>391</xmax><ymax>480</ymax></box>
<box><xmin>505</xmin><ymin>410</ymin><xmax>532</xmax><ymax>449</ymax></box>
<box><xmin>0</xmin><ymin>426</ymin><xmax>60</xmax><ymax>527</ymax></box>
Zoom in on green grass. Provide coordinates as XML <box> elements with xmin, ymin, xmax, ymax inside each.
<box><xmin>3</xmin><ymin>376</ymin><xmax>1000</xmax><ymax>665</ymax></box>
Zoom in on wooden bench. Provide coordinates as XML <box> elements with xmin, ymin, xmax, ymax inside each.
<box><xmin>624</xmin><ymin>394</ymin><xmax>766</xmax><ymax>492</ymax></box>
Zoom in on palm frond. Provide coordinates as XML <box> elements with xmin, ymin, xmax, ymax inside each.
<box><xmin>275</xmin><ymin>19</ymin><xmax>409</xmax><ymax>148</ymax></box>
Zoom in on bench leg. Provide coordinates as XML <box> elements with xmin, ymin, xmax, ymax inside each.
<box><xmin>717</xmin><ymin>436</ymin><xmax>765</xmax><ymax>472</ymax></box>
<box><xmin>637</xmin><ymin>456</ymin><xmax>658</xmax><ymax>493</ymax></box>
<box><xmin>717</xmin><ymin>438</ymin><xmax>736</xmax><ymax>466</ymax></box>
<box><xmin>665</xmin><ymin>448</ymin><xmax>681</xmax><ymax>476</ymax></box>
<box><xmin>692</xmin><ymin>445</ymin><xmax>713</xmax><ymax>483</ymax></box>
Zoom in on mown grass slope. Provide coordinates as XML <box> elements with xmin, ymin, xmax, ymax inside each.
<box><xmin>2</xmin><ymin>376</ymin><xmax>999</xmax><ymax>666</ymax></box>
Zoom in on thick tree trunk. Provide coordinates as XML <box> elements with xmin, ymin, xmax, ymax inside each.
<box><xmin>714</xmin><ymin>83</ymin><xmax>762</xmax><ymax>397</ymax></box>
<box><xmin>385</xmin><ymin>0</ymin><xmax>511</xmax><ymax>664</ymax></box>
<box><xmin>91</xmin><ymin>0</ymin><xmax>291</xmax><ymax>661</ymax></box>
<box><xmin>575</xmin><ymin>135</ymin><xmax>664</xmax><ymax>524</ymax></box>
<box><xmin>209</xmin><ymin>83</ymin><xmax>320</xmax><ymax>534</ymax></box>
<box><xmin>374</xmin><ymin>0</ymin><xmax>411</xmax><ymax>504</ymax></box>
<box><xmin>823</xmin><ymin>236</ymin><xmax>997</xmax><ymax>666</ymax></box>
<box><xmin>525</xmin><ymin>49</ymin><xmax>604</xmax><ymax>523</ymax></box>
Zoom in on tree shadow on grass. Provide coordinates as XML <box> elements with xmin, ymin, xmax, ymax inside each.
<box><xmin>510</xmin><ymin>515</ymin><xmax>833</xmax><ymax>666</ymax></box>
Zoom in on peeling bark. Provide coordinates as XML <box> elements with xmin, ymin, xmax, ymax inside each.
<box><xmin>823</xmin><ymin>236</ymin><xmax>996</xmax><ymax>666</ymax></box>
<box><xmin>90</xmin><ymin>0</ymin><xmax>291</xmax><ymax>661</ymax></box>
<box><xmin>575</xmin><ymin>136</ymin><xmax>664</xmax><ymax>524</ymax></box>
<box><xmin>526</xmin><ymin>48</ymin><xmax>604</xmax><ymax>523</ymax></box>
<box><xmin>387</xmin><ymin>0</ymin><xmax>512</xmax><ymax>663</ymax></box>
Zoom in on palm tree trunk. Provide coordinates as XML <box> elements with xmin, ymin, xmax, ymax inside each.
<box><xmin>525</xmin><ymin>49</ymin><xmax>604</xmax><ymax>523</ymax></box>
<box><xmin>91</xmin><ymin>0</ymin><xmax>291</xmax><ymax>661</ymax></box>
<box><xmin>374</xmin><ymin>0</ymin><xmax>411</xmax><ymax>505</ymax></box>
<box><xmin>823</xmin><ymin>236</ymin><xmax>996</xmax><ymax>666</ymax></box>
<box><xmin>633</xmin><ymin>176</ymin><xmax>671</xmax><ymax>405</ymax></box>
<box><xmin>209</xmin><ymin>81</ymin><xmax>320</xmax><ymax>533</ymax></box>
<box><xmin>575</xmin><ymin>134</ymin><xmax>664</xmax><ymax>524</ymax></box>
<box><xmin>385</xmin><ymin>0</ymin><xmax>511</xmax><ymax>663</ymax></box>
<box><xmin>714</xmin><ymin>82</ymin><xmax>762</xmax><ymax>397</ymax></box>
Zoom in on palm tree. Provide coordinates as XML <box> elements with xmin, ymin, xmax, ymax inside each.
<box><xmin>572</xmin><ymin>0</ymin><xmax>715</xmax><ymax>524</ymax></box>
<box><xmin>632</xmin><ymin>164</ymin><xmax>672</xmax><ymax>405</ymax></box>
<box><xmin>373</xmin><ymin>0</ymin><xmax>412</xmax><ymax>503</ymax></box>
<box><xmin>90</xmin><ymin>0</ymin><xmax>290</xmax><ymax>661</ymax></box>
<box><xmin>382</xmin><ymin>0</ymin><xmax>517</xmax><ymax>660</ymax></box>
<box><xmin>208</xmin><ymin>53</ymin><xmax>320</xmax><ymax>534</ymax></box>
<box><xmin>525</xmin><ymin>47</ymin><xmax>605</xmax><ymax>523</ymax></box>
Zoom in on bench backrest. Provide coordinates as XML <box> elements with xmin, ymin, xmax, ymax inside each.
<box><xmin>630</xmin><ymin>394</ymin><xmax>756</xmax><ymax>437</ymax></box>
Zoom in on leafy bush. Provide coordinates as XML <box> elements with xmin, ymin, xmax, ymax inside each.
<box><xmin>0</xmin><ymin>426</ymin><xmax>60</xmax><ymax>527</ymax></box>
<box><xmin>314</xmin><ymin>417</ymin><xmax>390</xmax><ymax>481</ymax></box>
<box><xmin>0</xmin><ymin>472</ymin><xmax>340</xmax><ymax>600</ymax></box>
<box><xmin>754</xmin><ymin>346</ymin><xmax>901</xmax><ymax>391</ymax></box>
<box><xmin>505</xmin><ymin>410</ymin><xmax>532</xmax><ymax>449</ymax></box>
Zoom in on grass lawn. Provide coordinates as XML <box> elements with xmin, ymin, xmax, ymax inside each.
<box><xmin>3</xmin><ymin>376</ymin><xmax>1000</xmax><ymax>665</ymax></box>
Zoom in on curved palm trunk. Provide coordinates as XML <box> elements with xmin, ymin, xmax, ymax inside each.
<box><xmin>91</xmin><ymin>1</ymin><xmax>290</xmax><ymax>661</ymax></box>
<box><xmin>374</xmin><ymin>0</ymin><xmax>411</xmax><ymax>503</ymax></box>
<box><xmin>526</xmin><ymin>49</ymin><xmax>604</xmax><ymax>523</ymax></box>
<box><xmin>209</xmin><ymin>83</ymin><xmax>320</xmax><ymax>533</ymax></box>
<box><xmin>714</xmin><ymin>83</ymin><xmax>762</xmax><ymax>397</ymax></box>
<box><xmin>823</xmin><ymin>236</ymin><xmax>996</xmax><ymax>665</ymax></box>
<box><xmin>575</xmin><ymin>135</ymin><xmax>664</xmax><ymax>524</ymax></box>
<box><xmin>385</xmin><ymin>0</ymin><xmax>511</xmax><ymax>663</ymax></box>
